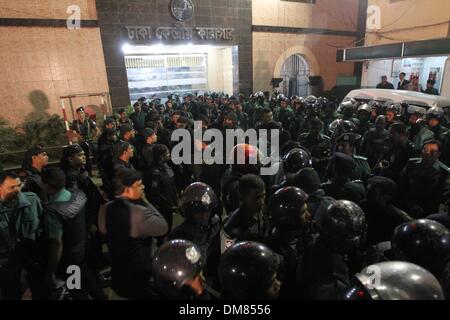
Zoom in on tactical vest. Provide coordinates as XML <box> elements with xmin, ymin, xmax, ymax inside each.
<box><xmin>45</xmin><ymin>189</ymin><xmax>88</xmax><ymax>270</ymax></box>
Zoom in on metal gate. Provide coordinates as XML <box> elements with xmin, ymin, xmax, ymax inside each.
<box><xmin>124</xmin><ymin>54</ymin><xmax>208</xmax><ymax>104</ymax></box>
<box><xmin>281</xmin><ymin>54</ymin><xmax>310</xmax><ymax>97</ymax></box>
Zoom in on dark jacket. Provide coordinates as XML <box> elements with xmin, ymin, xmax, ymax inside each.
<box><xmin>98</xmin><ymin>197</ymin><xmax>168</xmax><ymax>299</ymax></box>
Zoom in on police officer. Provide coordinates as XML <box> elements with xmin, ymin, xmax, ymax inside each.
<box><xmin>219</xmin><ymin>241</ymin><xmax>281</xmax><ymax>300</ymax></box>
<box><xmin>360</xmin><ymin>176</ymin><xmax>412</xmax><ymax>246</ymax></box>
<box><xmin>145</xmin><ymin>144</ymin><xmax>179</xmax><ymax>233</ymax></box>
<box><xmin>221</xmin><ymin>144</ymin><xmax>261</xmax><ymax>214</ymax></box>
<box><xmin>355</xmin><ymin>104</ymin><xmax>373</xmax><ymax>136</ymax></box>
<box><xmin>344</xmin><ymin>261</ymin><xmax>444</xmax><ymax>300</ymax></box>
<box><xmin>399</xmin><ymin>140</ymin><xmax>450</xmax><ymax>218</ymax></box>
<box><xmin>129</xmin><ymin>102</ymin><xmax>147</xmax><ymax>133</ymax></box>
<box><xmin>255</xmin><ymin>108</ymin><xmax>274</xmax><ymax>130</ymax></box>
<box><xmin>70</xmin><ymin>107</ymin><xmax>99</xmax><ymax>177</ymax></box>
<box><xmin>98</xmin><ymin>169</ymin><xmax>168</xmax><ymax>299</ymax></box>
<box><xmin>139</xmin><ymin>128</ymin><xmax>157</xmax><ymax>172</ymax></box>
<box><xmin>151</xmin><ymin>240</ymin><xmax>210</xmax><ymax>300</ymax></box>
<box><xmin>41</xmin><ymin>167</ymin><xmax>92</xmax><ymax>299</ymax></box>
<box><xmin>221</xmin><ymin>174</ymin><xmax>268</xmax><ymax>252</ymax></box>
<box><xmin>320</xmin><ymin>101</ymin><xmax>340</xmax><ymax>136</ymax></box>
<box><xmin>328</xmin><ymin>119</ymin><xmax>356</xmax><ymax>148</ymax></box>
<box><xmin>21</xmin><ymin>146</ymin><xmax>49</xmax><ymax>197</ymax></box>
<box><xmin>338</xmin><ymin>100</ymin><xmax>359</xmax><ymax>126</ymax></box>
<box><xmin>334</xmin><ymin>133</ymin><xmax>371</xmax><ymax>182</ymax></box>
<box><xmin>119</xmin><ymin>124</ymin><xmax>140</xmax><ymax>170</ymax></box>
<box><xmin>406</xmin><ymin>105</ymin><xmax>435</xmax><ymax>152</ymax></box>
<box><xmin>360</xmin><ymin>115</ymin><xmax>388</xmax><ymax>169</ymax></box>
<box><xmin>117</xmin><ymin>108</ymin><xmax>133</xmax><ymax>128</ymax></box>
<box><xmin>426</xmin><ymin>107</ymin><xmax>449</xmax><ymax>165</ymax></box>
<box><xmin>392</xmin><ymin>219</ymin><xmax>450</xmax><ymax>278</ymax></box>
<box><xmin>113</xmin><ymin>141</ymin><xmax>135</xmax><ymax>171</ymax></box>
<box><xmin>322</xmin><ymin>152</ymin><xmax>367</xmax><ymax>205</ymax></box>
<box><xmin>385</xmin><ymin>103</ymin><xmax>402</xmax><ymax>129</ymax></box>
<box><xmin>97</xmin><ymin>128</ymin><xmax>118</xmax><ymax>198</ymax></box>
<box><xmin>298</xmin><ymin>117</ymin><xmax>332</xmax><ymax>179</ymax></box>
<box><xmin>280</xmin><ymin>148</ymin><xmax>312</xmax><ymax>186</ymax></box>
<box><xmin>297</xmin><ymin>200</ymin><xmax>367</xmax><ymax>300</ymax></box>
<box><xmin>266</xmin><ymin>187</ymin><xmax>312</xmax><ymax>298</ymax></box>
<box><xmin>0</xmin><ymin>171</ymin><xmax>42</xmax><ymax>299</ymax></box>
<box><xmin>273</xmin><ymin>95</ymin><xmax>293</xmax><ymax>130</ymax></box>
<box><xmin>289</xmin><ymin>97</ymin><xmax>307</xmax><ymax>138</ymax></box>
<box><xmin>375</xmin><ymin>122</ymin><xmax>416</xmax><ymax>182</ymax></box>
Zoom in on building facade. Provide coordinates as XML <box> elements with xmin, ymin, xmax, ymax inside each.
<box><xmin>0</xmin><ymin>0</ymin><xmax>369</xmax><ymax>125</ymax></box>
<box><xmin>0</xmin><ymin>0</ymin><xmax>109</xmax><ymax>125</ymax></box>
<box><xmin>340</xmin><ymin>0</ymin><xmax>450</xmax><ymax>96</ymax></box>
<box><xmin>252</xmin><ymin>0</ymin><xmax>362</xmax><ymax>97</ymax></box>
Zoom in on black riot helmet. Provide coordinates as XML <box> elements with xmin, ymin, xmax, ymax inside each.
<box><xmin>426</xmin><ymin>107</ymin><xmax>445</xmax><ymax>121</ymax></box>
<box><xmin>339</xmin><ymin>99</ymin><xmax>357</xmax><ymax>117</ymax></box>
<box><xmin>317</xmin><ymin>200</ymin><xmax>367</xmax><ymax>253</ymax></box>
<box><xmin>282</xmin><ymin>148</ymin><xmax>312</xmax><ymax>174</ymax></box>
<box><xmin>152</xmin><ymin>239</ymin><xmax>203</xmax><ymax>298</ymax></box>
<box><xmin>181</xmin><ymin>182</ymin><xmax>218</xmax><ymax>217</ymax></box>
<box><xmin>269</xmin><ymin>187</ymin><xmax>310</xmax><ymax>231</ymax></box>
<box><xmin>344</xmin><ymin>261</ymin><xmax>444</xmax><ymax>300</ymax></box>
<box><xmin>391</xmin><ymin>219</ymin><xmax>450</xmax><ymax>276</ymax></box>
<box><xmin>219</xmin><ymin>241</ymin><xmax>281</xmax><ymax>300</ymax></box>
<box><xmin>328</xmin><ymin>119</ymin><xmax>356</xmax><ymax>140</ymax></box>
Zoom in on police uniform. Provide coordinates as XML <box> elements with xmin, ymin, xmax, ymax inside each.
<box><xmin>322</xmin><ymin>153</ymin><xmax>367</xmax><ymax>204</ymax></box>
<box><xmin>399</xmin><ymin>158</ymin><xmax>450</xmax><ymax>218</ymax></box>
<box><xmin>274</xmin><ymin>106</ymin><xmax>294</xmax><ymax>130</ymax></box>
<box><xmin>221</xmin><ymin>206</ymin><xmax>269</xmax><ymax>253</ymax></box>
<box><xmin>298</xmin><ymin>132</ymin><xmax>332</xmax><ymax>178</ymax></box>
<box><xmin>360</xmin><ymin>128</ymin><xmax>388</xmax><ymax>168</ymax></box>
<box><xmin>376</xmin><ymin>138</ymin><xmax>416</xmax><ymax>182</ymax></box>
<box><xmin>0</xmin><ymin>192</ymin><xmax>42</xmax><ymax>299</ymax></box>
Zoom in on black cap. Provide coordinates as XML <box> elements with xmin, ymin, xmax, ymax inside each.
<box><xmin>119</xmin><ymin>124</ymin><xmax>134</xmax><ymax>135</ymax></box>
<box><xmin>26</xmin><ymin>146</ymin><xmax>46</xmax><ymax>157</ymax></box>
<box><xmin>142</xmin><ymin>128</ymin><xmax>155</xmax><ymax>140</ymax></box>
<box><xmin>63</xmin><ymin>144</ymin><xmax>84</xmax><ymax>159</ymax></box>
<box><xmin>76</xmin><ymin>106</ymin><xmax>85</xmax><ymax>113</ymax></box>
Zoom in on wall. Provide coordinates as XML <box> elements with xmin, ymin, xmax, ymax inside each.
<box><xmin>366</xmin><ymin>0</ymin><xmax>450</xmax><ymax>46</ymax></box>
<box><xmin>252</xmin><ymin>0</ymin><xmax>360</xmax><ymax>93</ymax></box>
<box><xmin>96</xmin><ymin>0</ymin><xmax>253</xmax><ymax>109</ymax></box>
<box><xmin>207</xmin><ymin>47</ymin><xmax>234</xmax><ymax>95</ymax></box>
<box><xmin>0</xmin><ymin>0</ymin><xmax>98</xmax><ymax>20</ymax></box>
<box><xmin>0</xmin><ymin>0</ymin><xmax>109</xmax><ymax>125</ymax></box>
<box><xmin>253</xmin><ymin>0</ymin><xmax>359</xmax><ymax>31</ymax></box>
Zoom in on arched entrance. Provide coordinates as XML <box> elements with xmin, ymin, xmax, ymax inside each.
<box><xmin>280</xmin><ymin>54</ymin><xmax>310</xmax><ymax>97</ymax></box>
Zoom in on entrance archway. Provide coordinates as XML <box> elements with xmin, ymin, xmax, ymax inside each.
<box><xmin>273</xmin><ymin>46</ymin><xmax>320</xmax><ymax>97</ymax></box>
<box><xmin>280</xmin><ymin>54</ymin><xmax>310</xmax><ymax>97</ymax></box>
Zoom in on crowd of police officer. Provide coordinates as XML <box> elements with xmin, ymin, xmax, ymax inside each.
<box><xmin>0</xmin><ymin>90</ymin><xmax>449</xmax><ymax>300</ymax></box>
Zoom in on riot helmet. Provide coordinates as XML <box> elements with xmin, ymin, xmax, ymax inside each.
<box><xmin>269</xmin><ymin>187</ymin><xmax>310</xmax><ymax>231</ymax></box>
<box><xmin>344</xmin><ymin>261</ymin><xmax>444</xmax><ymax>300</ymax></box>
<box><xmin>317</xmin><ymin>200</ymin><xmax>367</xmax><ymax>253</ymax></box>
<box><xmin>152</xmin><ymin>240</ymin><xmax>204</xmax><ymax>298</ymax></box>
<box><xmin>391</xmin><ymin>219</ymin><xmax>450</xmax><ymax>275</ymax></box>
<box><xmin>219</xmin><ymin>241</ymin><xmax>281</xmax><ymax>300</ymax></box>
<box><xmin>282</xmin><ymin>148</ymin><xmax>312</xmax><ymax>174</ymax></box>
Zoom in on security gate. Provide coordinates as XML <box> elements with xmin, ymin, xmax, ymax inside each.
<box><xmin>281</xmin><ymin>54</ymin><xmax>310</xmax><ymax>97</ymax></box>
<box><xmin>125</xmin><ymin>53</ymin><xmax>208</xmax><ymax>103</ymax></box>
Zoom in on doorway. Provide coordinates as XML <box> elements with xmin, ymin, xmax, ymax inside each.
<box><xmin>123</xmin><ymin>44</ymin><xmax>239</xmax><ymax>104</ymax></box>
<box><xmin>280</xmin><ymin>54</ymin><xmax>310</xmax><ymax>97</ymax></box>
